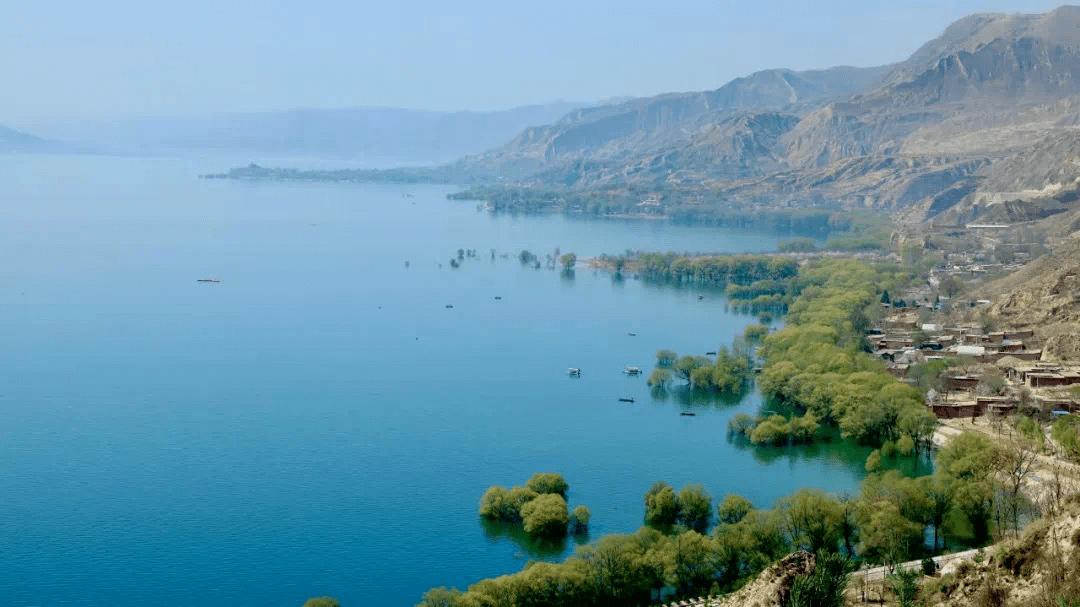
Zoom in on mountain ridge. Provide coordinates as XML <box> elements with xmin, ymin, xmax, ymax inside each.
<box><xmin>211</xmin><ymin>5</ymin><xmax>1080</xmax><ymax>227</ymax></box>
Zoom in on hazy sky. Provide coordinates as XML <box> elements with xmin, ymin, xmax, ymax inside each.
<box><xmin>2</xmin><ymin>0</ymin><xmax>1070</xmax><ymax>122</ymax></box>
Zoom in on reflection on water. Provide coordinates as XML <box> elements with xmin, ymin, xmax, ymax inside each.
<box><xmin>726</xmin><ymin>422</ymin><xmax>934</xmax><ymax>481</ymax></box>
<box><xmin>480</xmin><ymin>518</ymin><xmax>583</xmax><ymax>560</ymax></box>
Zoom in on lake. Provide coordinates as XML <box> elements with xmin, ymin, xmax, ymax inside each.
<box><xmin>0</xmin><ymin>154</ymin><xmax>909</xmax><ymax>607</ymax></box>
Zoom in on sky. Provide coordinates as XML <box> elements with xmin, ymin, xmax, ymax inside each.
<box><xmin>1</xmin><ymin>0</ymin><xmax>1071</xmax><ymax>123</ymax></box>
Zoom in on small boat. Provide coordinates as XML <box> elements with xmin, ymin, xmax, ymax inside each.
<box><xmin>445</xmin><ymin>304</ymin><xmax>454</xmax><ymax>308</ymax></box>
<box><xmin>618</xmin><ymin>397</ymin><xmax>635</xmax><ymax>403</ymax></box>
<box><xmin>495</xmin><ymin>296</ymin><xmax>502</xmax><ymax>300</ymax></box>
<box><xmin>706</xmin><ymin>351</ymin><xmax>717</xmax><ymax>355</ymax></box>
<box><xmin>196</xmin><ymin>279</ymin><xmax>220</xmax><ymax>283</ymax></box>
<box><xmin>680</xmin><ymin>412</ymin><xmax>697</xmax><ymax>416</ymax></box>
<box><xmin>623</xmin><ymin>366</ymin><xmax>641</xmax><ymax>375</ymax></box>
<box><xmin>568</xmin><ymin>367</ymin><xmax>581</xmax><ymax>376</ymax></box>
<box><xmin>698</xmin><ymin>295</ymin><xmax>704</xmax><ymax>300</ymax></box>
<box><xmin>628</xmin><ymin>332</ymin><xmax>637</xmax><ymax>336</ymax></box>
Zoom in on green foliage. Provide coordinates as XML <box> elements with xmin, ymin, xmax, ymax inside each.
<box><xmin>728</xmin><ymin>413</ymin><xmax>757</xmax><ymax>436</ymax></box>
<box><xmin>571</xmin><ymin>505</ymin><xmax>591</xmax><ymax>533</ymax></box>
<box><xmin>1051</xmin><ymin>416</ymin><xmax>1080</xmax><ymax>460</ymax></box>
<box><xmin>757</xmin><ymin>258</ymin><xmax>927</xmax><ymax>447</ymax></box>
<box><xmin>888</xmin><ymin>567</ymin><xmax>921</xmax><ymax>607</ymax></box>
<box><xmin>478</xmin><ymin>486</ymin><xmax>516</xmax><ymax>521</ymax></box>
<box><xmin>519</xmin><ymin>250</ymin><xmax>536</xmax><ymax>265</ymax></box>
<box><xmin>921</xmin><ymin>556</ymin><xmax>937</xmax><ymax>575</ymax></box>
<box><xmin>647</xmin><ymin>368</ymin><xmax>673</xmax><ymax>388</ymax></box>
<box><xmin>787</xmin><ymin>551</ymin><xmax>852</xmax><ymax>607</ymax></box>
<box><xmin>303</xmin><ymin>598</ymin><xmax>341</xmax><ymax>607</ymax></box>
<box><xmin>526</xmin><ymin>473</ymin><xmax>569</xmax><ymax>498</ymax></box>
<box><xmin>743</xmin><ymin>412</ymin><xmax>821</xmax><ymax>446</ymax></box>
<box><xmin>865</xmin><ymin>450</ymin><xmax>883</xmax><ymax>473</ymax></box>
<box><xmin>558</xmin><ymin>252</ymin><xmax>576</xmax><ymax>271</ymax></box>
<box><xmin>644</xmin><ymin>480</ymin><xmax>679</xmax><ymax>527</ymax></box>
<box><xmin>779</xmin><ymin>489</ymin><xmax>846</xmax><ymax>553</ymax></box>
<box><xmin>881</xmin><ymin>440</ymin><xmax>898</xmax><ymax>459</ymax></box>
<box><xmin>656</xmin><ymin>349</ymin><xmax>678</xmax><ymax>368</ymax></box>
<box><xmin>717</xmin><ymin>494</ymin><xmax>754</xmax><ymax>525</ymax></box>
<box><xmin>636</xmin><ymin>253</ymin><xmax>798</xmax><ymax>287</ymax></box>
<box><xmin>521</xmin><ymin>493</ymin><xmax>570</xmax><ymax>536</ymax></box>
<box><xmin>857</xmin><ymin>501</ymin><xmax>922</xmax><ymax>566</ymax></box>
<box><xmin>674</xmin><ymin>355</ymin><xmax>711</xmax><ymax>383</ymax></box>
<box><xmin>417</xmin><ymin>587</ymin><xmax>465</xmax><ymax>607</ymax></box>
<box><xmin>744</xmin><ymin>324</ymin><xmax>769</xmax><ymax>341</ymax></box>
<box><xmin>897</xmin><ymin>434</ymin><xmax>916</xmax><ymax>456</ymax></box>
<box><xmin>676</xmin><ymin>484</ymin><xmax>713</xmax><ymax>533</ymax></box>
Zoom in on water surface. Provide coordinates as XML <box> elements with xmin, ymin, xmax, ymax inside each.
<box><xmin>1</xmin><ymin>155</ymin><xmax>897</xmax><ymax>607</ymax></box>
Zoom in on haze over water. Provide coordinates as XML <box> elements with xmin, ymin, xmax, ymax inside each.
<box><xmin>1</xmin><ymin>155</ymin><xmax>902</xmax><ymax>607</ymax></box>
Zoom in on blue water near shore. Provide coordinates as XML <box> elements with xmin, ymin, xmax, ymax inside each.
<box><xmin>1</xmin><ymin>155</ymin><xmax>890</xmax><ymax>607</ymax></box>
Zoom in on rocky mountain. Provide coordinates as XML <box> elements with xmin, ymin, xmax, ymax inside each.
<box><xmin>212</xmin><ymin>6</ymin><xmax>1080</xmax><ymax>226</ymax></box>
<box><xmin>466</xmin><ymin>65</ymin><xmax>890</xmax><ymax>179</ymax></box>
<box><xmin>458</xmin><ymin>6</ymin><xmax>1080</xmax><ymax>222</ymax></box>
<box><xmin>984</xmin><ymin>233</ymin><xmax>1080</xmax><ymax>360</ymax></box>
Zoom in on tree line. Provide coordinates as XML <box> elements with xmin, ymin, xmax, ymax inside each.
<box><xmin>417</xmin><ymin>427</ymin><xmax>1039</xmax><ymax>607</ymax></box>
<box><xmin>755</xmin><ymin>258</ymin><xmax>938</xmax><ymax>449</ymax></box>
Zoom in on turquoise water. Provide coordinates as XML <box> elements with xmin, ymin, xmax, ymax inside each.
<box><xmin>2</xmin><ymin>155</ymin><xmax>891</xmax><ymax>607</ymax></box>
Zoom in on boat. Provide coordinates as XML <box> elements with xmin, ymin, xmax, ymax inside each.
<box><xmin>618</xmin><ymin>397</ymin><xmax>635</xmax><ymax>403</ymax></box>
<box><xmin>445</xmin><ymin>304</ymin><xmax>454</xmax><ymax>308</ymax></box>
<box><xmin>628</xmin><ymin>332</ymin><xmax>637</xmax><ymax>336</ymax></box>
<box><xmin>495</xmin><ymin>296</ymin><xmax>502</xmax><ymax>300</ymax></box>
<box><xmin>568</xmin><ymin>367</ymin><xmax>581</xmax><ymax>376</ymax></box>
<box><xmin>680</xmin><ymin>412</ymin><xmax>696</xmax><ymax>416</ymax></box>
<box><xmin>706</xmin><ymin>351</ymin><xmax>717</xmax><ymax>355</ymax></box>
<box><xmin>698</xmin><ymin>295</ymin><xmax>704</xmax><ymax>300</ymax></box>
<box><xmin>196</xmin><ymin>279</ymin><xmax>220</xmax><ymax>283</ymax></box>
<box><xmin>623</xmin><ymin>366</ymin><xmax>641</xmax><ymax>375</ymax></box>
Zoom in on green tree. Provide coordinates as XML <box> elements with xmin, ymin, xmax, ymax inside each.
<box><xmin>571</xmin><ymin>505</ymin><xmax>591</xmax><ymax>534</ymax></box>
<box><xmin>647</xmin><ymin>368</ymin><xmax>673</xmax><ymax>388</ymax></box>
<box><xmin>526</xmin><ymin>473</ymin><xmax>569</xmax><ymax>498</ymax></box>
<box><xmin>479</xmin><ymin>486</ymin><xmax>513</xmax><ymax>520</ymax></box>
<box><xmin>673</xmin><ymin>355</ymin><xmax>711</xmax><ymax>383</ymax></box>
<box><xmin>865</xmin><ymin>450</ymin><xmax>883</xmax><ymax>473</ymax></box>
<box><xmin>936</xmin><ymin>432</ymin><xmax>996</xmax><ymax>543</ymax></box>
<box><xmin>417</xmin><ymin>588</ymin><xmax>465</xmax><ymax>607</ymax></box>
<box><xmin>779</xmin><ymin>489</ymin><xmax>846</xmax><ymax>553</ymax></box>
<box><xmin>520</xmin><ymin>493</ymin><xmax>570</xmax><ymax>536</ymax></box>
<box><xmin>717</xmin><ymin>494</ymin><xmax>753</xmax><ymax>525</ymax></box>
<box><xmin>304</xmin><ymin>598</ymin><xmax>341</xmax><ymax>607</ymax></box>
<box><xmin>656</xmin><ymin>349</ymin><xmax>678</xmax><ymax>368</ymax></box>
<box><xmin>744</xmin><ymin>324</ymin><xmax>769</xmax><ymax>341</ymax></box>
<box><xmin>559</xmin><ymin>253</ymin><xmax>577</xmax><ymax>271</ymax></box>
<box><xmin>923</xmin><ymin>474</ymin><xmax>955</xmax><ymax>551</ymax></box>
<box><xmin>644</xmin><ymin>481</ymin><xmax>679</xmax><ymax>527</ymax></box>
<box><xmin>676</xmin><ymin>484</ymin><xmax>713</xmax><ymax>533</ymax></box>
<box><xmin>858</xmin><ymin>501</ymin><xmax>921</xmax><ymax>567</ymax></box>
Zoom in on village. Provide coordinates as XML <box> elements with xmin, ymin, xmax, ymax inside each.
<box><xmin>870</xmin><ymin>303</ymin><xmax>1080</xmax><ymax>422</ymax></box>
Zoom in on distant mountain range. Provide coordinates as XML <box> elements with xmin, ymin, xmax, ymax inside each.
<box><xmin>25</xmin><ymin>102</ymin><xmax>588</xmax><ymax>165</ymax></box>
<box><xmin>215</xmin><ymin>5</ymin><xmax>1080</xmax><ymax>226</ymax></box>
<box><xmin>0</xmin><ymin>125</ymin><xmax>66</xmax><ymax>153</ymax></box>
<box><xmin>450</xmin><ymin>5</ymin><xmax>1080</xmax><ymax>224</ymax></box>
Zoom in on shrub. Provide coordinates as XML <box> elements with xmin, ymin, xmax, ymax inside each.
<box><xmin>921</xmin><ymin>556</ymin><xmax>937</xmax><ymax>575</ymax></box>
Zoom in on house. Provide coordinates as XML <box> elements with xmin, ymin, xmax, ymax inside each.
<box><xmin>956</xmin><ymin>345</ymin><xmax>986</xmax><ymax>357</ymax></box>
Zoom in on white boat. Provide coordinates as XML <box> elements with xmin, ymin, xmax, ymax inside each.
<box><xmin>568</xmin><ymin>367</ymin><xmax>581</xmax><ymax>376</ymax></box>
<box><xmin>623</xmin><ymin>366</ymin><xmax>641</xmax><ymax>375</ymax></box>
